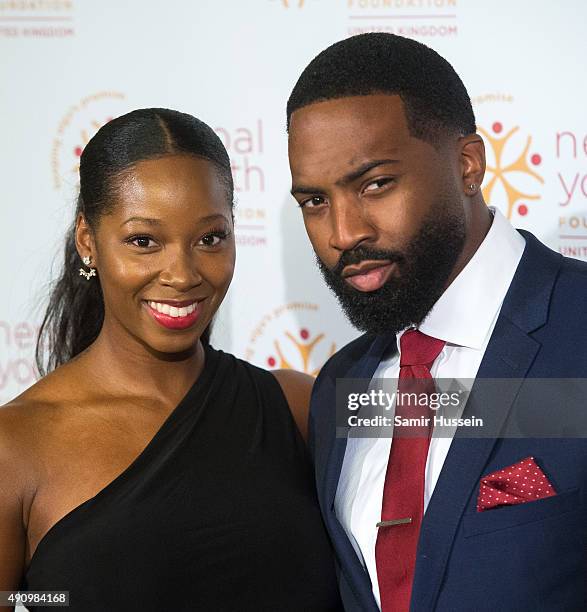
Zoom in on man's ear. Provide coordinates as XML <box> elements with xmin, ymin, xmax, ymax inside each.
<box><xmin>459</xmin><ymin>134</ymin><xmax>486</xmax><ymax>196</ymax></box>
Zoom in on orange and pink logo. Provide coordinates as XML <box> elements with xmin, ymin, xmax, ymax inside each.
<box><xmin>245</xmin><ymin>302</ymin><xmax>340</xmax><ymax>376</ymax></box>
<box><xmin>266</xmin><ymin>327</ymin><xmax>335</xmax><ymax>376</ymax></box>
<box><xmin>479</xmin><ymin>121</ymin><xmax>544</xmax><ymax>219</ymax></box>
<box><xmin>51</xmin><ymin>91</ymin><xmax>127</xmax><ymax>193</ymax></box>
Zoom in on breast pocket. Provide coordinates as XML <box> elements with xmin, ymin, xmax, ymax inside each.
<box><xmin>462</xmin><ymin>488</ymin><xmax>581</xmax><ymax>538</ymax></box>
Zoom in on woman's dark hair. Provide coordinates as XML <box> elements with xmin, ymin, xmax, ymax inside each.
<box><xmin>36</xmin><ymin>108</ymin><xmax>234</xmax><ymax>376</ymax></box>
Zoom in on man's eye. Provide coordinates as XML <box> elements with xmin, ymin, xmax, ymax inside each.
<box><xmin>364</xmin><ymin>178</ymin><xmax>393</xmax><ymax>193</ymax></box>
<box><xmin>300</xmin><ymin>196</ymin><xmax>326</xmax><ymax>208</ymax></box>
<box><xmin>128</xmin><ymin>235</ymin><xmax>156</xmax><ymax>248</ymax></box>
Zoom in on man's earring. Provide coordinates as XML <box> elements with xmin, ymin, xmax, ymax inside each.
<box><xmin>79</xmin><ymin>255</ymin><xmax>97</xmax><ymax>280</ymax></box>
<box><xmin>467</xmin><ymin>183</ymin><xmax>478</xmax><ymax>193</ymax></box>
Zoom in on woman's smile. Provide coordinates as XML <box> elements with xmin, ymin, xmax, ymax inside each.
<box><xmin>144</xmin><ymin>298</ymin><xmax>203</xmax><ymax>330</ymax></box>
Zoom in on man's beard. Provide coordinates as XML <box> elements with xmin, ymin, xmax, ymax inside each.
<box><xmin>316</xmin><ymin>205</ymin><xmax>466</xmax><ymax>336</ymax></box>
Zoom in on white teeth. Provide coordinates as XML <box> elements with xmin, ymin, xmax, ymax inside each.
<box><xmin>148</xmin><ymin>301</ymin><xmax>198</xmax><ymax>318</ymax></box>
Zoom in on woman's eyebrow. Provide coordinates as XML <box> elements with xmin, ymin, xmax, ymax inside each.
<box><xmin>121</xmin><ymin>213</ymin><xmax>228</xmax><ymax>228</ymax></box>
<box><xmin>121</xmin><ymin>216</ymin><xmax>161</xmax><ymax>227</ymax></box>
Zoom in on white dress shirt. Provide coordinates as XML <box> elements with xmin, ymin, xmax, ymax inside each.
<box><xmin>333</xmin><ymin>207</ymin><xmax>526</xmax><ymax>608</ymax></box>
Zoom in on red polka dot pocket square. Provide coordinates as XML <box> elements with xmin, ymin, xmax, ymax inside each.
<box><xmin>476</xmin><ymin>456</ymin><xmax>556</xmax><ymax>512</ymax></box>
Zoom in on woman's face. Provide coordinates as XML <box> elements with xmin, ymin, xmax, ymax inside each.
<box><xmin>78</xmin><ymin>154</ymin><xmax>235</xmax><ymax>356</ymax></box>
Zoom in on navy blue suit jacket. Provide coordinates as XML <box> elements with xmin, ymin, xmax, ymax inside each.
<box><xmin>309</xmin><ymin>231</ymin><xmax>587</xmax><ymax>611</ymax></box>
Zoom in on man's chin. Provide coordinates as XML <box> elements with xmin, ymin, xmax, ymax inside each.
<box><xmin>314</xmin><ymin>202</ymin><xmax>466</xmax><ymax>336</ymax></box>
<box><xmin>332</xmin><ymin>285</ymin><xmax>421</xmax><ymax>336</ymax></box>
<box><xmin>318</xmin><ymin>265</ymin><xmax>420</xmax><ymax>335</ymax></box>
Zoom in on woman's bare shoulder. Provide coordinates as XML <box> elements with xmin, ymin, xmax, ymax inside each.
<box><xmin>0</xmin><ymin>385</ymin><xmax>53</xmax><ymax>516</ymax></box>
<box><xmin>271</xmin><ymin>369</ymin><xmax>315</xmax><ymax>442</ymax></box>
<box><xmin>0</xmin><ymin>368</ymin><xmax>78</xmax><ymax>592</ymax></box>
<box><xmin>0</xmin><ymin>360</ymin><xmax>85</xmax><ymax>450</ymax></box>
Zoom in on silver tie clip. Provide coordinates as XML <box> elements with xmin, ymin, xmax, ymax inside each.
<box><xmin>376</xmin><ymin>517</ymin><xmax>413</xmax><ymax>528</ymax></box>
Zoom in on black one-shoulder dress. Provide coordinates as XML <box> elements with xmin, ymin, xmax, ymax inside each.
<box><xmin>23</xmin><ymin>346</ymin><xmax>342</xmax><ymax>611</ymax></box>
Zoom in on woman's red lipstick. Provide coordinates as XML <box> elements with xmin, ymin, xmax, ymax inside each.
<box><xmin>144</xmin><ymin>300</ymin><xmax>201</xmax><ymax>330</ymax></box>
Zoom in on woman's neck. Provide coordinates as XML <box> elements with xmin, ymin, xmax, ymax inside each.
<box><xmin>77</xmin><ymin>325</ymin><xmax>206</xmax><ymax>409</ymax></box>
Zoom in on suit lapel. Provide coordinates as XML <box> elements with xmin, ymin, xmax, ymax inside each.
<box><xmin>322</xmin><ymin>333</ymin><xmax>395</xmax><ymax>610</ymax></box>
<box><xmin>324</xmin><ymin>333</ymin><xmax>395</xmax><ymax>510</ymax></box>
<box><xmin>410</xmin><ymin>230</ymin><xmax>562</xmax><ymax>611</ymax></box>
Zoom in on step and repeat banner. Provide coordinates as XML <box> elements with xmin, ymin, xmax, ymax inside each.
<box><xmin>1</xmin><ymin>0</ymin><xmax>586</xmax><ymax>403</ymax></box>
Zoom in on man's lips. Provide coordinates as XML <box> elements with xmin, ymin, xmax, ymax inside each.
<box><xmin>342</xmin><ymin>261</ymin><xmax>396</xmax><ymax>292</ymax></box>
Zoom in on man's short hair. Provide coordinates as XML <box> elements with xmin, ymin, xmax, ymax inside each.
<box><xmin>287</xmin><ymin>33</ymin><xmax>476</xmax><ymax>145</ymax></box>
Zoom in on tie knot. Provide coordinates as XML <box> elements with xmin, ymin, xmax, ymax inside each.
<box><xmin>399</xmin><ymin>329</ymin><xmax>445</xmax><ymax>369</ymax></box>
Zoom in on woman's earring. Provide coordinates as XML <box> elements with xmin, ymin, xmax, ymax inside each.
<box><xmin>467</xmin><ymin>183</ymin><xmax>478</xmax><ymax>193</ymax></box>
<box><xmin>79</xmin><ymin>255</ymin><xmax>96</xmax><ymax>280</ymax></box>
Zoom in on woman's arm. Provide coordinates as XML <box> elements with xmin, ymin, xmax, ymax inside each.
<box><xmin>0</xmin><ymin>410</ymin><xmax>27</xmax><ymax>611</ymax></box>
<box><xmin>272</xmin><ymin>370</ymin><xmax>315</xmax><ymax>442</ymax></box>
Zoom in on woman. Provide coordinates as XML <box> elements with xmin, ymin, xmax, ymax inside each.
<box><xmin>0</xmin><ymin>109</ymin><xmax>341</xmax><ymax>611</ymax></box>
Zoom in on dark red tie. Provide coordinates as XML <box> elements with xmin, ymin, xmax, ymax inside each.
<box><xmin>375</xmin><ymin>329</ymin><xmax>445</xmax><ymax>612</ymax></box>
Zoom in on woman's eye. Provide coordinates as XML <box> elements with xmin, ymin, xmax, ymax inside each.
<box><xmin>128</xmin><ymin>235</ymin><xmax>156</xmax><ymax>248</ymax></box>
<box><xmin>300</xmin><ymin>195</ymin><xmax>326</xmax><ymax>208</ymax></box>
<box><xmin>199</xmin><ymin>232</ymin><xmax>228</xmax><ymax>247</ymax></box>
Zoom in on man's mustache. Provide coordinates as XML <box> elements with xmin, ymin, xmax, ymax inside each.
<box><xmin>329</xmin><ymin>247</ymin><xmax>405</xmax><ymax>277</ymax></box>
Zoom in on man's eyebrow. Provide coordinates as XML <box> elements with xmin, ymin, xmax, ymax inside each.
<box><xmin>336</xmin><ymin>159</ymin><xmax>400</xmax><ymax>186</ymax></box>
<box><xmin>290</xmin><ymin>185</ymin><xmax>323</xmax><ymax>196</ymax></box>
<box><xmin>290</xmin><ymin>159</ymin><xmax>399</xmax><ymax>196</ymax></box>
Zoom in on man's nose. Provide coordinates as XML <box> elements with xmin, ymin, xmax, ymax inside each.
<box><xmin>328</xmin><ymin>197</ymin><xmax>375</xmax><ymax>253</ymax></box>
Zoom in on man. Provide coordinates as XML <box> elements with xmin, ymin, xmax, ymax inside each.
<box><xmin>287</xmin><ymin>33</ymin><xmax>587</xmax><ymax>611</ymax></box>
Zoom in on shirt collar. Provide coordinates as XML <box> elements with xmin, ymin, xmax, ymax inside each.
<box><xmin>404</xmin><ymin>207</ymin><xmax>526</xmax><ymax>350</ymax></box>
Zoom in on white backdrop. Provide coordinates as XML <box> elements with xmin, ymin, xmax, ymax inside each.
<box><xmin>2</xmin><ymin>0</ymin><xmax>586</xmax><ymax>405</ymax></box>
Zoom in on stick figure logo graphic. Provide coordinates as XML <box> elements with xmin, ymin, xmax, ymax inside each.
<box><xmin>245</xmin><ymin>302</ymin><xmax>342</xmax><ymax>376</ymax></box>
<box><xmin>267</xmin><ymin>327</ymin><xmax>336</xmax><ymax>376</ymax></box>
